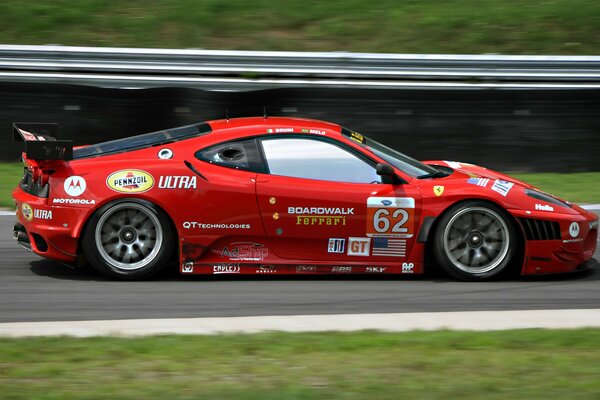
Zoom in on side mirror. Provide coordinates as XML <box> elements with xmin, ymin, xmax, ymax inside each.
<box><xmin>376</xmin><ymin>163</ymin><xmax>395</xmax><ymax>176</ymax></box>
<box><xmin>376</xmin><ymin>163</ymin><xmax>403</xmax><ymax>184</ymax></box>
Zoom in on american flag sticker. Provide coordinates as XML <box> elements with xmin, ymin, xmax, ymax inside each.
<box><xmin>372</xmin><ymin>238</ymin><xmax>406</xmax><ymax>257</ymax></box>
<box><xmin>467</xmin><ymin>177</ymin><xmax>490</xmax><ymax>187</ymax></box>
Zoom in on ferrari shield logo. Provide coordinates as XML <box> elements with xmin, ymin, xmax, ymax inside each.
<box><xmin>433</xmin><ymin>186</ymin><xmax>444</xmax><ymax>196</ymax></box>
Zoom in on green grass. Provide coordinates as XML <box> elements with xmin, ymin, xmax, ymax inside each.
<box><xmin>1</xmin><ymin>162</ymin><xmax>599</xmax><ymax>208</ymax></box>
<box><xmin>0</xmin><ymin>0</ymin><xmax>598</xmax><ymax>54</ymax></box>
<box><xmin>0</xmin><ymin>162</ymin><xmax>22</xmax><ymax>209</ymax></box>
<box><xmin>1</xmin><ymin>329</ymin><xmax>600</xmax><ymax>399</ymax></box>
<box><xmin>511</xmin><ymin>172</ymin><xmax>600</xmax><ymax>204</ymax></box>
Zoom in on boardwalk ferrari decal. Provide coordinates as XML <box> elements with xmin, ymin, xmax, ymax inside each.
<box><xmin>10</xmin><ymin>116</ymin><xmax>597</xmax><ymax>281</ymax></box>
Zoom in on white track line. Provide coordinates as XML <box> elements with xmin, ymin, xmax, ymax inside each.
<box><xmin>1</xmin><ymin>309</ymin><xmax>600</xmax><ymax>337</ymax></box>
<box><xmin>0</xmin><ymin>211</ymin><xmax>14</xmax><ymax>216</ymax></box>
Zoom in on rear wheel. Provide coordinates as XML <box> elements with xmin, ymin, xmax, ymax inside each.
<box><xmin>82</xmin><ymin>200</ymin><xmax>173</xmax><ymax>280</ymax></box>
<box><xmin>432</xmin><ymin>201</ymin><xmax>517</xmax><ymax>281</ymax></box>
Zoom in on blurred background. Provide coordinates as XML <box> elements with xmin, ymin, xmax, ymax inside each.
<box><xmin>1</xmin><ymin>0</ymin><xmax>599</xmax><ymax>181</ymax></box>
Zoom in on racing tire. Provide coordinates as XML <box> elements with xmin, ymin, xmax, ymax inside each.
<box><xmin>82</xmin><ymin>199</ymin><xmax>174</xmax><ymax>280</ymax></box>
<box><xmin>432</xmin><ymin>201</ymin><xmax>517</xmax><ymax>281</ymax></box>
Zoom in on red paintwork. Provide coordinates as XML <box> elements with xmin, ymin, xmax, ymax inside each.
<box><xmin>12</xmin><ymin>117</ymin><xmax>598</xmax><ymax>276</ymax></box>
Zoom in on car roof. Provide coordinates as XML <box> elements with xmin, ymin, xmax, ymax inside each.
<box><xmin>207</xmin><ymin>116</ymin><xmax>342</xmax><ymax>135</ymax></box>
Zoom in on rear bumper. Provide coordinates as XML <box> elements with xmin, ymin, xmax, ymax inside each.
<box><xmin>12</xmin><ymin>187</ymin><xmax>89</xmax><ymax>265</ymax></box>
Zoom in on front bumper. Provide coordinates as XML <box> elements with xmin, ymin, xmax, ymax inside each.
<box><xmin>511</xmin><ymin>208</ymin><xmax>599</xmax><ymax>275</ymax></box>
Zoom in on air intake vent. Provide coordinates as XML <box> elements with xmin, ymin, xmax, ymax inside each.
<box><xmin>518</xmin><ymin>218</ymin><xmax>561</xmax><ymax>241</ymax></box>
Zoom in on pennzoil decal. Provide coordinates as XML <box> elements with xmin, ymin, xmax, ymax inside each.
<box><xmin>107</xmin><ymin>170</ymin><xmax>155</xmax><ymax>193</ymax></box>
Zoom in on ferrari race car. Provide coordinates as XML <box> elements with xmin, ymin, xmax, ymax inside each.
<box><xmin>12</xmin><ymin>117</ymin><xmax>598</xmax><ymax>281</ymax></box>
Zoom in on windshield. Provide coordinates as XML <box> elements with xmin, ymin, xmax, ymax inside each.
<box><xmin>341</xmin><ymin>128</ymin><xmax>439</xmax><ymax>178</ymax></box>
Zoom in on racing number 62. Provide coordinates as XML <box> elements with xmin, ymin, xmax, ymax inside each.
<box><xmin>373</xmin><ymin>208</ymin><xmax>409</xmax><ymax>233</ymax></box>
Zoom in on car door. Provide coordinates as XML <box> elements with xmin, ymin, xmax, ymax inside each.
<box><xmin>255</xmin><ymin>135</ymin><xmax>422</xmax><ymax>264</ymax></box>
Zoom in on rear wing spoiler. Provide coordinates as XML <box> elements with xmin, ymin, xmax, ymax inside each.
<box><xmin>13</xmin><ymin>122</ymin><xmax>73</xmax><ymax>160</ymax></box>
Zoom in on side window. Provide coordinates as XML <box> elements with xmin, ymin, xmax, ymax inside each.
<box><xmin>196</xmin><ymin>139</ymin><xmax>261</xmax><ymax>171</ymax></box>
<box><xmin>261</xmin><ymin>138</ymin><xmax>381</xmax><ymax>184</ymax></box>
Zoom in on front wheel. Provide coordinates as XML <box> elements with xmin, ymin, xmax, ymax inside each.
<box><xmin>432</xmin><ymin>201</ymin><xmax>517</xmax><ymax>281</ymax></box>
<box><xmin>82</xmin><ymin>200</ymin><xmax>174</xmax><ymax>280</ymax></box>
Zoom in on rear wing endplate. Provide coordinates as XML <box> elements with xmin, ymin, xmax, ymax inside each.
<box><xmin>13</xmin><ymin>122</ymin><xmax>73</xmax><ymax>160</ymax></box>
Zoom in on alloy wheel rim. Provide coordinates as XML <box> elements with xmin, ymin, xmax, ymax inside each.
<box><xmin>442</xmin><ymin>206</ymin><xmax>510</xmax><ymax>275</ymax></box>
<box><xmin>95</xmin><ymin>203</ymin><xmax>163</xmax><ymax>271</ymax></box>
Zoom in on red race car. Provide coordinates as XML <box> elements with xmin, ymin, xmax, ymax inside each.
<box><xmin>12</xmin><ymin>117</ymin><xmax>598</xmax><ymax>280</ymax></box>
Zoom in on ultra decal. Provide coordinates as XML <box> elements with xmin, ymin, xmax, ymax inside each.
<box><xmin>158</xmin><ymin>176</ymin><xmax>197</xmax><ymax>189</ymax></box>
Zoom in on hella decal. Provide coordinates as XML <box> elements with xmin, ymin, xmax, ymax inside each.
<box><xmin>107</xmin><ymin>170</ymin><xmax>154</xmax><ymax>193</ymax></box>
<box><xmin>535</xmin><ymin>204</ymin><xmax>554</xmax><ymax>212</ymax></box>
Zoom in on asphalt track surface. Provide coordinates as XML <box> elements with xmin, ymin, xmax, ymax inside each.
<box><xmin>0</xmin><ymin>213</ymin><xmax>598</xmax><ymax>323</ymax></box>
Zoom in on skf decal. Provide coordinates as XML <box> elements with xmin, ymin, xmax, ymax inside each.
<box><xmin>64</xmin><ymin>176</ymin><xmax>86</xmax><ymax>197</ymax></box>
<box><xmin>158</xmin><ymin>176</ymin><xmax>197</xmax><ymax>189</ymax></box>
<box><xmin>433</xmin><ymin>186</ymin><xmax>444</xmax><ymax>196</ymax></box>
<box><xmin>327</xmin><ymin>238</ymin><xmax>345</xmax><ymax>253</ymax></box>
<box><xmin>347</xmin><ymin>237</ymin><xmax>370</xmax><ymax>256</ymax></box>
<box><xmin>107</xmin><ymin>170</ymin><xmax>154</xmax><ymax>193</ymax></box>
<box><xmin>221</xmin><ymin>242</ymin><xmax>268</xmax><ymax>261</ymax></box>
<box><xmin>366</xmin><ymin>267</ymin><xmax>386</xmax><ymax>273</ymax></box>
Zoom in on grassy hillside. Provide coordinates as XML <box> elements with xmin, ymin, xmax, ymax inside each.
<box><xmin>0</xmin><ymin>0</ymin><xmax>598</xmax><ymax>54</ymax></box>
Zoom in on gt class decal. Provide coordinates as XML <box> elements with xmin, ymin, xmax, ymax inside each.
<box><xmin>107</xmin><ymin>170</ymin><xmax>155</xmax><ymax>193</ymax></box>
<box><xmin>366</xmin><ymin>197</ymin><xmax>415</xmax><ymax>238</ymax></box>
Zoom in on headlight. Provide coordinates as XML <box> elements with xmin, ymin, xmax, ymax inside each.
<box><xmin>590</xmin><ymin>220</ymin><xmax>599</xmax><ymax>231</ymax></box>
<box><xmin>524</xmin><ymin>189</ymin><xmax>571</xmax><ymax>208</ymax></box>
